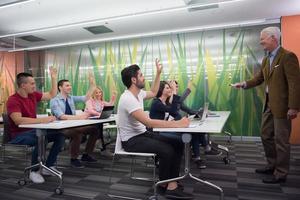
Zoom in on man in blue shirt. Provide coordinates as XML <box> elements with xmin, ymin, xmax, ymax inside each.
<box><xmin>50</xmin><ymin>79</ymin><xmax>98</xmax><ymax>168</ymax></box>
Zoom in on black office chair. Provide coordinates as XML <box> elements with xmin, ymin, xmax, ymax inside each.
<box><xmin>1</xmin><ymin>113</ymin><xmax>31</xmax><ymax>164</ymax></box>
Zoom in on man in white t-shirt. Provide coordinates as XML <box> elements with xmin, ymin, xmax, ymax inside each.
<box><xmin>118</xmin><ymin>59</ymin><xmax>193</xmax><ymax>199</ymax></box>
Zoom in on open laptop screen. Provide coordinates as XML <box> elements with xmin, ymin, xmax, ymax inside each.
<box><xmin>200</xmin><ymin>102</ymin><xmax>209</xmax><ymax>122</ymax></box>
<box><xmin>89</xmin><ymin>106</ymin><xmax>114</xmax><ymax>119</ymax></box>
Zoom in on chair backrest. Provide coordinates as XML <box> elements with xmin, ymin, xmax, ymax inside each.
<box><xmin>114</xmin><ymin>129</ymin><xmax>125</xmax><ymax>154</ymax></box>
<box><xmin>2</xmin><ymin>113</ymin><xmax>11</xmax><ymax>144</ymax></box>
<box><xmin>113</xmin><ymin>116</ymin><xmax>124</xmax><ymax>153</ymax></box>
<box><xmin>113</xmin><ymin>114</ymin><xmax>156</xmax><ymax>157</ymax></box>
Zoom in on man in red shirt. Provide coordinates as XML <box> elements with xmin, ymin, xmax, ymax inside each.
<box><xmin>6</xmin><ymin>67</ymin><xmax>65</xmax><ymax>184</ymax></box>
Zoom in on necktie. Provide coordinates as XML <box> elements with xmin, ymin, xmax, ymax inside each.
<box><xmin>65</xmin><ymin>98</ymin><xmax>72</xmax><ymax>115</ymax></box>
<box><xmin>269</xmin><ymin>52</ymin><xmax>274</xmax><ymax>70</ymax></box>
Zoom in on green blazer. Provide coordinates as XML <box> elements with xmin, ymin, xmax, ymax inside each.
<box><xmin>246</xmin><ymin>47</ymin><xmax>300</xmax><ymax>118</ymax></box>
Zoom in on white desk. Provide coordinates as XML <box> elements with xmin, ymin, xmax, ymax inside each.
<box><xmin>18</xmin><ymin>115</ymin><xmax>115</xmax><ymax>194</ymax></box>
<box><xmin>19</xmin><ymin>117</ymin><xmax>115</xmax><ymax>130</ymax></box>
<box><xmin>153</xmin><ymin>111</ymin><xmax>230</xmax><ymax>200</ymax></box>
<box><xmin>154</xmin><ymin>111</ymin><xmax>230</xmax><ymax>133</ymax></box>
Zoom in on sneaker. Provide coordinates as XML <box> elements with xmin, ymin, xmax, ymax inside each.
<box><xmin>205</xmin><ymin>148</ymin><xmax>222</xmax><ymax>156</ymax></box>
<box><xmin>41</xmin><ymin>166</ymin><xmax>63</xmax><ymax>176</ymax></box>
<box><xmin>71</xmin><ymin>158</ymin><xmax>84</xmax><ymax>168</ymax></box>
<box><xmin>165</xmin><ymin>187</ymin><xmax>194</xmax><ymax>199</ymax></box>
<box><xmin>195</xmin><ymin>159</ymin><xmax>206</xmax><ymax>169</ymax></box>
<box><xmin>81</xmin><ymin>154</ymin><xmax>97</xmax><ymax>162</ymax></box>
<box><xmin>29</xmin><ymin>171</ymin><xmax>45</xmax><ymax>184</ymax></box>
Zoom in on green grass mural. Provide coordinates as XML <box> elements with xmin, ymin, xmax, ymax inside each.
<box><xmin>31</xmin><ymin>24</ymin><xmax>279</xmax><ymax>137</ymax></box>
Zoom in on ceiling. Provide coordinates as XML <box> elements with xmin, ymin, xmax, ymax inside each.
<box><xmin>0</xmin><ymin>0</ymin><xmax>300</xmax><ymax>51</ymax></box>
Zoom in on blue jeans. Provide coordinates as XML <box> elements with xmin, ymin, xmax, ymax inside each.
<box><xmin>191</xmin><ymin>133</ymin><xmax>209</xmax><ymax>157</ymax></box>
<box><xmin>9</xmin><ymin>129</ymin><xmax>65</xmax><ymax>168</ymax></box>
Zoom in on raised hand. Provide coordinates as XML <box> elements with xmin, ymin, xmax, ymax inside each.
<box><xmin>187</xmin><ymin>79</ymin><xmax>193</xmax><ymax>89</ymax></box>
<box><xmin>111</xmin><ymin>90</ymin><xmax>117</xmax><ymax>100</ymax></box>
<box><xmin>88</xmin><ymin>71</ymin><xmax>96</xmax><ymax>86</ymax></box>
<box><xmin>155</xmin><ymin>58</ymin><xmax>163</xmax><ymax>74</ymax></box>
<box><xmin>49</xmin><ymin>66</ymin><xmax>57</xmax><ymax>79</ymax></box>
<box><xmin>169</xmin><ymin>80</ymin><xmax>177</xmax><ymax>94</ymax></box>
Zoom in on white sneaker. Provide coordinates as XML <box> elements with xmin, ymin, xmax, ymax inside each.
<box><xmin>41</xmin><ymin>166</ymin><xmax>63</xmax><ymax>176</ymax></box>
<box><xmin>29</xmin><ymin>171</ymin><xmax>45</xmax><ymax>183</ymax></box>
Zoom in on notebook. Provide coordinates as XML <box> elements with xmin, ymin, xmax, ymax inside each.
<box><xmin>89</xmin><ymin>106</ymin><xmax>114</xmax><ymax>119</ymax></box>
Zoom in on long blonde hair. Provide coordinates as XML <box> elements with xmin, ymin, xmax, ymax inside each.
<box><xmin>91</xmin><ymin>86</ymin><xmax>104</xmax><ymax>101</ymax></box>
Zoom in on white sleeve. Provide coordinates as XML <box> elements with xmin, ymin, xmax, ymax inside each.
<box><xmin>124</xmin><ymin>94</ymin><xmax>142</xmax><ymax>114</ymax></box>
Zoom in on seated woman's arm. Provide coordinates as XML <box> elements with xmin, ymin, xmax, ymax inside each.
<box><xmin>103</xmin><ymin>91</ymin><xmax>117</xmax><ymax>106</ymax></box>
<box><xmin>84</xmin><ymin>99</ymin><xmax>101</xmax><ymax>116</ymax></box>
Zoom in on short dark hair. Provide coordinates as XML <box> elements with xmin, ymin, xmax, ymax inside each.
<box><xmin>121</xmin><ymin>64</ymin><xmax>140</xmax><ymax>89</ymax></box>
<box><xmin>16</xmin><ymin>72</ymin><xmax>33</xmax><ymax>87</ymax></box>
<box><xmin>57</xmin><ymin>79</ymin><xmax>69</xmax><ymax>92</ymax></box>
<box><xmin>156</xmin><ymin>81</ymin><xmax>170</xmax><ymax>98</ymax></box>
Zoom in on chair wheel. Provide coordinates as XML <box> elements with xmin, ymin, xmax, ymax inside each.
<box><xmin>148</xmin><ymin>195</ymin><xmax>158</xmax><ymax>200</ymax></box>
<box><xmin>223</xmin><ymin>157</ymin><xmax>230</xmax><ymax>164</ymax></box>
<box><xmin>55</xmin><ymin>187</ymin><xmax>64</xmax><ymax>195</ymax></box>
<box><xmin>18</xmin><ymin>179</ymin><xmax>27</xmax><ymax>186</ymax></box>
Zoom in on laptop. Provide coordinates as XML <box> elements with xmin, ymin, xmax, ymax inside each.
<box><xmin>200</xmin><ymin>102</ymin><xmax>209</xmax><ymax>122</ymax></box>
<box><xmin>89</xmin><ymin>106</ymin><xmax>114</xmax><ymax>119</ymax></box>
<box><xmin>193</xmin><ymin>102</ymin><xmax>209</xmax><ymax>122</ymax></box>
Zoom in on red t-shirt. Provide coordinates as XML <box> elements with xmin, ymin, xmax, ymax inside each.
<box><xmin>6</xmin><ymin>91</ymin><xmax>43</xmax><ymax>139</ymax></box>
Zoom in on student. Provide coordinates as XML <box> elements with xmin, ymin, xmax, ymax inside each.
<box><xmin>118</xmin><ymin>59</ymin><xmax>194</xmax><ymax>199</ymax></box>
<box><xmin>149</xmin><ymin>80</ymin><xmax>182</xmax><ymax>142</ymax></box>
<box><xmin>7</xmin><ymin>68</ymin><xmax>65</xmax><ymax>183</ymax></box>
<box><xmin>84</xmin><ymin>86</ymin><xmax>116</xmax><ymax>117</ymax></box>
<box><xmin>84</xmin><ymin>86</ymin><xmax>116</xmax><ymax>156</ymax></box>
<box><xmin>50</xmin><ymin>77</ymin><xmax>98</xmax><ymax>168</ymax></box>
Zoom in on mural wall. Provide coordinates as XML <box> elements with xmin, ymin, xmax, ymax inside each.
<box><xmin>28</xmin><ymin>24</ymin><xmax>279</xmax><ymax>136</ymax></box>
<box><xmin>0</xmin><ymin>51</ymin><xmax>24</xmax><ymax>114</ymax></box>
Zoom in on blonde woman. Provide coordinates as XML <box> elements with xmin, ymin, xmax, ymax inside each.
<box><xmin>84</xmin><ymin>86</ymin><xmax>116</xmax><ymax>117</ymax></box>
<box><xmin>85</xmin><ymin>87</ymin><xmax>116</xmax><ymax>156</ymax></box>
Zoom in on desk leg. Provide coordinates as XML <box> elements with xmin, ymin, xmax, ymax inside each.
<box><xmin>150</xmin><ymin>133</ymin><xmax>224</xmax><ymax>200</ymax></box>
<box><xmin>189</xmin><ymin>173</ymin><xmax>224</xmax><ymax>200</ymax></box>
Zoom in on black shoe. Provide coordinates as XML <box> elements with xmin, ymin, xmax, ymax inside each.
<box><xmin>71</xmin><ymin>158</ymin><xmax>84</xmax><ymax>168</ymax></box>
<box><xmin>262</xmin><ymin>176</ymin><xmax>286</xmax><ymax>184</ymax></box>
<box><xmin>255</xmin><ymin>167</ymin><xmax>274</xmax><ymax>174</ymax></box>
<box><xmin>81</xmin><ymin>154</ymin><xmax>97</xmax><ymax>162</ymax></box>
<box><xmin>165</xmin><ymin>187</ymin><xmax>194</xmax><ymax>199</ymax></box>
<box><xmin>195</xmin><ymin>159</ymin><xmax>206</xmax><ymax>169</ymax></box>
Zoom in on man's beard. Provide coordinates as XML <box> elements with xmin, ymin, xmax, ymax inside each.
<box><xmin>136</xmin><ymin>82</ymin><xmax>145</xmax><ymax>89</ymax></box>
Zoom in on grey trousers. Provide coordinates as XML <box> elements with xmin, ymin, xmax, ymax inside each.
<box><xmin>261</xmin><ymin>107</ymin><xmax>291</xmax><ymax>179</ymax></box>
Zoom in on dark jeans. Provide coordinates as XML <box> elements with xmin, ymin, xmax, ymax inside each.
<box><xmin>122</xmin><ymin>131</ymin><xmax>183</xmax><ymax>181</ymax></box>
<box><xmin>61</xmin><ymin>125</ymin><xmax>98</xmax><ymax>159</ymax></box>
<box><xmin>191</xmin><ymin>133</ymin><xmax>209</xmax><ymax>157</ymax></box>
<box><xmin>10</xmin><ymin>129</ymin><xmax>65</xmax><ymax>168</ymax></box>
<box><xmin>159</xmin><ymin>132</ymin><xmax>182</xmax><ymax>142</ymax></box>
